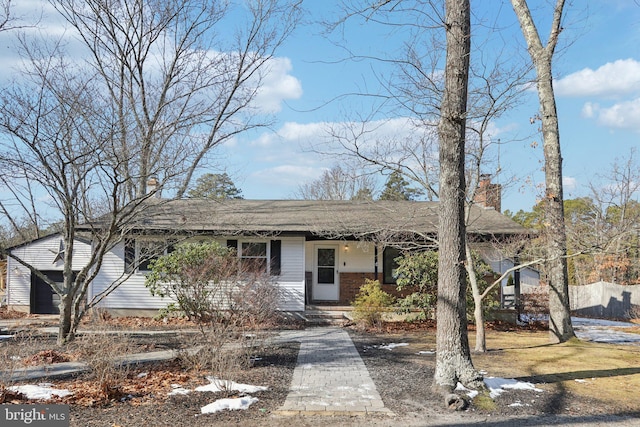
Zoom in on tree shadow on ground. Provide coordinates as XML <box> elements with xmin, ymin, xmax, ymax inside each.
<box><xmin>515</xmin><ymin>366</ymin><xmax>640</xmax><ymax>383</ymax></box>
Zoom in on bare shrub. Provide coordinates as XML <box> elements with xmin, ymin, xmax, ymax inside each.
<box><xmin>0</xmin><ymin>330</ymin><xmax>61</xmax><ymax>401</ymax></box>
<box><xmin>72</xmin><ymin>332</ymin><xmax>132</xmax><ymax>401</ymax></box>
<box><xmin>626</xmin><ymin>304</ymin><xmax>640</xmax><ymax>320</ymax></box>
<box><xmin>146</xmin><ymin>242</ymin><xmax>281</xmax><ymax>381</ymax></box>
<box><xmin>0</xmin><ymin>330</ymin><xmax>50</xmax><ymax>383</ymax></box>
<box><xmin>522</xmin><ymin>286</ymin><xmax>550</xmax><ymax>320</ymax></box>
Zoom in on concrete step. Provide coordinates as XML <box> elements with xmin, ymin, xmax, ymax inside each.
<box><xmin>303</xmin><ymin>310</ymin><xmax>350</xmax><ymax>326</ymax></box>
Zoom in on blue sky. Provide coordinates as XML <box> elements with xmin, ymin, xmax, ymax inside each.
<box><xmin>2</xmin><ymin>1</ymin><xmax>640</xmax><ymax>214</ymax></box>
<box><xmin>225</xmin><ymin>0</ymin><xmax>640</xmax><ymax>213</ymax></box>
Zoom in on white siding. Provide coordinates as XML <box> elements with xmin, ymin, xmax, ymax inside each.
<box><xmin>7</xmin><ymin>235</ymin><xmax>92</xmax><ymax>308</ymax></box>
<box><xmin>93</xmin><ymin>236</ymin><xmax>307</xmax><ymax>312</ymax></box>
<box><xmin>91</xmin><ymin>241</ymin><xmax>169</xmax><ymax>310</ymax></box>
<box><xmin>276</xmin><ymin>237</ymin><xmax>305</xmax><ymax>311</ymax></box>
<box><xmin>340</xmin><ymin>242</ymin><xmax>375</xmax><ymax>273</ymax></box>
<box><xmin>9</xmin><ymin>234</ymin><xmax>307</xmax><ymax>313</ymax></box>
<box><xmin>485</xmin><ymin>253</ymin><xmax>540</xmax><ymax>288</ymax></box>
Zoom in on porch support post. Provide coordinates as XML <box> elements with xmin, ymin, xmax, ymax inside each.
<box><xmin>514</xmin><ymin>253</ymin><xmax>522</xmax><ymax>321</ymax></box>
<box><xmin>374</xmin><ymin>245</ymin><xmax>379</xmax><ymax>280</ymax></box>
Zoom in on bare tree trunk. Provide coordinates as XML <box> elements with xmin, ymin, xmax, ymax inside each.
<box><xmin>465</xmin><ymin>243</ymin><xmax>486</xmax><ymax>353</ymax></box>
<box><xmin>539</xmin><ymin>72</ymin><xmax>574</xmax><ymax>342</ymax></box>
<box><xmin>510</xmin><ymin>0</ymin><xmax>574</xmax><ymax>343</ymax></box>
<box><xmin>433</xmin><ymin>0</ymin><xmax>483</xmax><ymax>395</ymax></box>
<box><xmin>58</xmin><ymin>294</ymin><xmax>73</xmax><ymax>345</ymax></box>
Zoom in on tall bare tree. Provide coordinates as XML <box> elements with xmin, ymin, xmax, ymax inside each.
<box><xmin>325</xmin><ymin>1</ymin><xmax>531</xmax><ymax>354</ymax></box>
<box><xmin>0</xmin><ymin>0</ymin><xmax>300</xmax><ymax>344</ymax></box>
<box><xmin>564</xmin><ymin>149</ymin><xmax>640</xmax><ymax>286</ymax></box>
<box><xmin>433</xmin><ymin>0</ymin><xmax>483</xmax><ymax>397</ymax></box>
<box><xmin>510</xmin><ymin>0</ymin><xmax>575</xmax><ymax>343</ymax></box>
<box><xmin>296</xmin><ymin>164</ymin><xmax>376</xmax><ymax>200</ymax></box>
<box><xmin>53</xmin><ymin>0</ymin><xmax>299</xmax><ymax>199</ymax></box>
<box><xmin>0</xmin><ymin>0</ymin><xmax>33</xmax><ymax>32</ymax></box>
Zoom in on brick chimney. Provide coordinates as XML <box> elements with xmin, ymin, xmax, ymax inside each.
<box><xmin>474</xmin><ymin>174</ymin><xmax>501</xmax><ymax>212</ymax></box>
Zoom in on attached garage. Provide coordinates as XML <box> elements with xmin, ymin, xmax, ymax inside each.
<box><xmin>6</xmin><ymin>234</ymin><xmax>92</xmax><ymax>314</ymax></box>
<box><xmin>31</xmin><ymin>271</ymin><xmax>63</xmax><ymax>314</ymax></box>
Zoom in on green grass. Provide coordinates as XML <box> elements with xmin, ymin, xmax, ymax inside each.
<box><xmin>472</xmin><ymin>390</ymin><xmax>497</xmax><ymax>411</ymax></box>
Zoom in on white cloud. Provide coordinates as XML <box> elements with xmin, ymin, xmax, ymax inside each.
<box><xmin>253</xmin><ymin>57</ymin><xmax>303</xmax><ymax>114</ymax></box>
<box><xmin>278</xmin><ymin>121</ymin><xmax>329</xmax><ymax>141</ymax></box>
<box><xmin>594</xmin><ymin>98</ymin><xmax>640</xmax><ymax>131</ymax></box>
<box><xmin>563</xmin><ymin>176</ymin><xmax>577</xmax><ymax>190</ymax></box>
<box><xmin>555</xmin><ymin>59</ymin><xmax>640</xmax><ymax>98</ymax></box>
<box><xmin>252</xmin><ymin>164</ymin><xmax>321</xmax><ymax>182</ymax></box>
<box><xmin>581</xmin><ymin>102</ymin><xmax>598</xmax><ymax>118</ymax></box>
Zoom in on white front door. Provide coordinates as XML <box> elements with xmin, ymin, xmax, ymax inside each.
<box><xmin>313</xmin><ymin>245</ymin><xmax>339</xmax><ymax>301</ymax></box>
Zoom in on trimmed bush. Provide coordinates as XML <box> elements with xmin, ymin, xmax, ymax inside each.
<box><xmin>351</xmin><ymin>279</ymin><xmax>395</xmax><ymax>328</ymax></box>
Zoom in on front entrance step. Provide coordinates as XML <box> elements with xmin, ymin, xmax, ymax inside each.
<box><xmin>303</xmin><ymin>307</ymin><xmax>353</xmax><ymax>326</ymax></box>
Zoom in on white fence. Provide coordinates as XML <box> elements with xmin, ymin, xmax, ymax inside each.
<box><xmin>569</xmin><ymin>281</ymin><xmax>640</xmax><ymax>319</ymax></box>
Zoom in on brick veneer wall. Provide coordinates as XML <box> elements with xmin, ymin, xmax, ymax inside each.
<box><xmin>339</xmin><ymin>272</ymin><xmax>405</xmax><ymax>305</ymax></box>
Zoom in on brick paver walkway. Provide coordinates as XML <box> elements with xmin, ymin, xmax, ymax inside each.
<box><xmin>276</xmin><ymin>327</ymin><xmax>392</xmax><ymax>416</ymax></box>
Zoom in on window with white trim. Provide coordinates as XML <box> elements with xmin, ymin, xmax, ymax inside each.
<box><xmin>228</xmin><ymin>239</ymin><xmax>281</xmax><ymax>276</ymax></box>
<box><xmin>124</xmin><ymin>238</ymin><xmax>174</xmax><ymax>273</ymax></box>
<box><xmin>240</xmin><ymin>241</ymin><xmax>268</xmax><ymax>273</ymax></box>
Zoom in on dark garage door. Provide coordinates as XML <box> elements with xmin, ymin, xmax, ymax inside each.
<box><xmin>31</xmin><ymin>271</ymin><xmax>63</xmax><ymax>314</ymax></box>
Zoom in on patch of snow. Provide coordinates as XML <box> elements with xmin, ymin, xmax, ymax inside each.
<box><xmin>484</xmin><ymin>377</ymin><xmax>543</xmax><ymax>399</ymax></box>
<box><xmin>456</xmin><ymin>382</ymin><xmax>478</xmax><ymax>399</ymax></box>
<box><xmin>456</xmin><ymin>377</ymin><xmax>543</xmax><ymax>400</ymax></box>
<box><xmin>574</xmin><ymin>327</ymin><xmax>640</xmax><ymax>345</ymax></box>
<box><xmin>9</xmin><ymin>383</ymin><xmax>73</xmax><ymax>400</ymax></box>
<box><xmin>378</xmin><ymin>343</ymin><xmax>409</xmax><ymax>350</ymax></box>
<box><xmin>417</xmin><ymin>350</ymin><xmax>435</xmax><ymax>355</ymax></box>
<box><xmin>572</xmin><ymin>317</ymin><xmax>636</xmax><ymax>328</ymax></box>
<box><xmin>509</xmin><ymin>401</ymin><xmax>530</xmax><ymax>407</ymax></box>
<box><xmin>200</xmin><ymin>396</ymin><xmax>258</xmax><ymax>414</ymax></box>
<box><xmin>0</xmin><ymin>335</ymin><xmax>13</xmax><ymax>340</ymax></box>
<box><xmin>136</xmin><ymin>372</ymin><xmax>148</xmax><ymax>378</ymax></box>
<box><xmin>519</xmin><ymin>313</ymin><xmax>549</xmax><ymax>323</ymax></box>
<box><xmin>195</xmin><ymin>377</ymin><xmax>268</xmax><ymax>394</ymax></box>
<box><xmin>168</xmin><ymin>384</ymin><xmax>191</xmax><ymax>396</ymax></box>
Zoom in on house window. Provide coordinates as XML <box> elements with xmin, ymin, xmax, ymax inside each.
<box><xmin>124</xmin><ymin>238</ymin><xmax>174</xmax><ymax>273</ymax></box>
<box><xmin>240</xmin><ymin>242</ymin><xmax>268</xmax><ymax>273</ymax></box>
<box><xmin>383</xmin><ymin>247</ymin><xmax>402</xmax><ymax>284</ymax></box>
<box><xmin>138</xmin><ymin>240</ymin><xmax>169</xmax><ymax>271</ymax></box>
<box><xmin>228</xmin><ymin>240</ymin><xmax>281</xmax><ymax>276</ymax></box>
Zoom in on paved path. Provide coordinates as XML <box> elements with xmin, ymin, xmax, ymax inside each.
<box><xmin>276</xmin><ymin>327</ymin><xmax>392</xmax><ymax>416</ymax></box>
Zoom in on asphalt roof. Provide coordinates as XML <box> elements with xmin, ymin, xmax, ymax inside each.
<box><xmin>131</xmin><ymin>199</ymin><xmax>527</xmax><ymax>237</ymax></box>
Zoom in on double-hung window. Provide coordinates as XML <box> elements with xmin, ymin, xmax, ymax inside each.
<box><xmin>240</xmin><ymin>242</ymin><xmax>268</xmax><ymax>273</ymax></box>
<box><xmin>124</xmin><ymin>238</ymin><xmax>174</xmax><ymax>273</ymax></box>
<box><xmin>227</xmin><ymin>239</ymin><xmax>281</xmax><ymax>276</ymax></box>
<box><xmin>137</xmin><ymin>240</ymin><xmax>167</xmax><ymax>272</ymax></box>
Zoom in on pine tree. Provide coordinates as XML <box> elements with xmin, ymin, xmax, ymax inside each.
<box><xmin>379</xmin><ymin>171</ymin><xmax>422</xmax><ymax>201</ymax></box>
<box><xmin>187</xmin><ymin>173</ymin><xmax>243</xmax><ymax>200</ymax></box>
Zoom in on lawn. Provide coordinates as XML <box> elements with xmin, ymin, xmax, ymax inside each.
<box><xmin>471</xmin><ymin>328</ymin><xmax>640</xmax><ymax>413</ymax></box>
